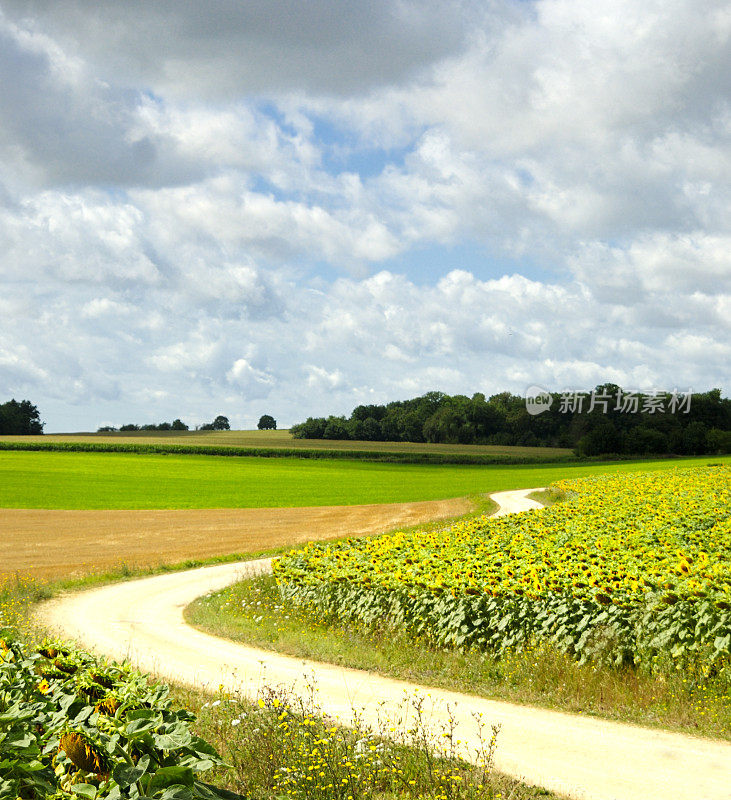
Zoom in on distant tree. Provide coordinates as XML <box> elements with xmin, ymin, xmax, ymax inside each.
<box><xmin>0</xmin><ymin>399</ymin><xmax>44</xmax><ymax>435</ymax></box>
<box><xmin>212</xmin><ymin>415</ymin><xmax>230</xmax><ymax>431</ymax></box>
<box><xmin>257</xmin><ymin>414</ymin><xmax>277</xmax><ymax>430</ymax></box>
<box><xmin>576</xmin><ymin>421</ymin><xmax>622</xmax><ymax>456</ymax></box>
<box><xmin>625</xmin><ymin>426</ymin><xmax>668</xmax><ymax>455</ymax></box>
<box><xmin>287</xmin><ymin>387</ymin><xmax>730</xmax><ymax>455</ymax></box>
<box><xmin>351</xmin><ymin>404</ymin><xmax>387</xmax><ymax>422</ymax></box>
<box><xmin>681</xmin><ymin>421</ymin><xmax>708</xmax><ymax>455</ymax></box>
<box><xmin>119</xmin><ymin>424</ymin><xmax>140</xmax><ymax>432</ymax></box>
<box><xmin>199</xmin><ymin>423</ymin><xmax>214</xmax><ymax>431</ymax></box>
<box><xmin>171</xmin><ymin>418</ymin><xmax>188</xmax><ymax>431</ymax></box>
<box><xmin>97</xmin><ymin>425</ymin><xmax>117</xmax><ymax>432</ymax></box>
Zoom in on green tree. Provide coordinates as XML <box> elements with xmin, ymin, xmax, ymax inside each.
<box><xmin>212</xmin><ymin>415</ymin><xmax>230</xmax><ymax>431</ymax></box>
<box><xmin>322</xmin><ymin>416</ymin><xmax>350</xmax><ymax>439</ymax></box>
<box><xmin>0</xmin><ymin>399</ymin><xmax>44</xmax><ymax>435</ymax></box>
<box><xmin>706</xmin><ymin>427</ymin><xmax>731</xmax><ymax>454</ymax></box>
<box><xmin>290</xmin><ymin>417</ymin><xmax>327</xmax><ymax>438</ymax></box>
<box><xmin>257</xmin><ymin>414</ymin><xmax>277</xmax><ymax>430</ymax></box>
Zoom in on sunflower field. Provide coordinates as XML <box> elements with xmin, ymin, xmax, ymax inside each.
<box><xmin>273</xmin><ymin>466</ymin><xmax>731</xmax><ymax>672</ymax></box>
<box><xmin>0</xmin><ymin>635</ymin><xmax>227</xmax><ymax>799</ymax></box>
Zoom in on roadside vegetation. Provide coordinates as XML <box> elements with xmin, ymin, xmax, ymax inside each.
<box><xmin>188</xmin><ymin>573</ymin><xmax>731</xmax><ymax>740</ymax></box>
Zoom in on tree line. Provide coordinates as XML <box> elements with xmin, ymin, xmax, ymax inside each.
<box><xmin>0</xmin><ymin>399</ymin><xmax>44</xmax><ymax>434</ymax></box>
<box><xmin>98</xmin><ymin>415</ymin><xmax>231</xmax><ymax>432</ymax></box>
<box><xmin>290</xmin><ymin>386</ymin><xmax>731</xmax><ymax>456</ymax></box>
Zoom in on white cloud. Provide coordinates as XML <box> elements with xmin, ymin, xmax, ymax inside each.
<box><xmin>305</xmin><ymin>366</ymin><xmax>344</xmax><ymax>391</ymax></box>
<box><xmin>0</xmin><ymin>0</ymin><xmax>728</xmax><ymax>430</ymax></box>
<box><xmin>0</xmin><ymin>0</ymin><xmax>468</xmax><ymax>98</ymax></box>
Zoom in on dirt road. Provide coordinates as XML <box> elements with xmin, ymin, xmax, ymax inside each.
<box><xmin>38</xmin><ymin>489</ymin><xmax>731</xmax><ymax>800</ymax></box>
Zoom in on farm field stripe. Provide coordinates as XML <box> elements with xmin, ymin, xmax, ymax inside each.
<box><xmin>0</xmin><ymin>497</ymin><xmax>471</xmax><ymax>580</ymax></box>
<box><xmin>2</xmin><ymin>449</ymin><xmax>728</xmax><ymax>510</ymax></box>
<box><xmin>0</xmin><ymin>440</ymin><xmax>576</xmax><ymax>465</ymax></box>
<box><xmin>38</xmin><ymin>489</ymin><xmax>731</xmax><ymax>800</ymax></box>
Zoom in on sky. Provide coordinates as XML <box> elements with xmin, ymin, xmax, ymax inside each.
<box><xmin>0</xmin><ymin>0</ymin><xmax>729</xmax><ymax>431</ymax></box>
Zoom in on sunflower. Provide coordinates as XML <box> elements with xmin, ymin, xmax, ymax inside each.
<box><xmin>59</xmin><ymin>731</ymin><xmax>109</xmax><ymax>776</ymax></box>
<box><xmin>95</xmin><ymin>696</ymin><xmax>121</xmax><ymax>716</ymax></box>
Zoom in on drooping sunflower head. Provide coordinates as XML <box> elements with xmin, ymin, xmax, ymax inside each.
<box><xmin>54</xmin><ymin>658</ymin><xmax>78</xmax><ymax>675</ymax></box>
<box><xmin>58</xmin><ymin>731</ymin><xmax>109</xmax><ymax>776</ymax></box>
<box><xmin>0</xmin><ymin>639</ymin><xmax>11</xmax><ymax>662</ymax></box>
<box><xmin>38</xmin><ymin>641</ymin><xmax>69</xmax><ymax>659</ymax></box>
<box><xmin>94</xmin><ymin>696</ymin><xmax>121</xmax><ymax>716</ymax></box>
<box><xmin>90</xmin><ymin>672</ymin><xmax>115</xmax><ymax>690</ymax></box>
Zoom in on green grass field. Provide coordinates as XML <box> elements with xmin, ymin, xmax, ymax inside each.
<box><xmin>0</xmin><ymin>450</ymin><xmax>727</xmax><ymax>509</ymax></box>
<box><xmin>0</xmin><ymin>429</ymin><xmax>573</xmax><ymax>458</ymax></box>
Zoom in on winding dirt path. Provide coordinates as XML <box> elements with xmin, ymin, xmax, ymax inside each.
<box><xmin>38</xmin><ymin>489</ymin><xmax>731</xmax><ymax>800</ymax></box>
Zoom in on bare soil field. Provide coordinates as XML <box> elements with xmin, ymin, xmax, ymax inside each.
<box><xmin>0</xmin><ymin>497</ymin><xmax>471</xmax><ymax>580</ymax></box>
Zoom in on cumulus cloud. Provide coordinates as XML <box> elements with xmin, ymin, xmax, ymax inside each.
<box><xmin>0</xmin><ymin>0</ymin><xmax>728</xmax><ymax>430</ymax></box>
<box><xmin>0</xmin><ymin>0</ymin><xmax>468</xmax><ymax>97</ymax></box>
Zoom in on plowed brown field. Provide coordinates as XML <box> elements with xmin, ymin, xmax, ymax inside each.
<box><xmin>0</xmin><ymin>497</ymin><xmax>471</xmax><ymax>579</ymax></box>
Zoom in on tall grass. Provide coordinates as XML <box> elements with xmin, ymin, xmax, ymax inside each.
<box><xmin>0</xmin><ymin>572</ymin><xmax>51</xmax><ymax>637</ymax></box>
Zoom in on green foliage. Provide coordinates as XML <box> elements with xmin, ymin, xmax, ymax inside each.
<box><xmin>0</xmin><ymin>399</ymin><xmax>44</xmax><ymax>435</ymax></box>
<box><xmin>291</xmin><ymin>387</ymin><xmax>731</xmax><ymax>456</ymax></box>
<box><xmin>256</xmin><ymin>415</ymin><xmax>276</xmax><ymax>430</ymax></box>
<box><xmin>0</xmin><ymin>635</ymin><xmax>227</xmax><ymax>799</ymax></box>
<box><xmin>103</xmin><ymin>420</ymin><xmax>191</xmax><ymax>433</ymax></box>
